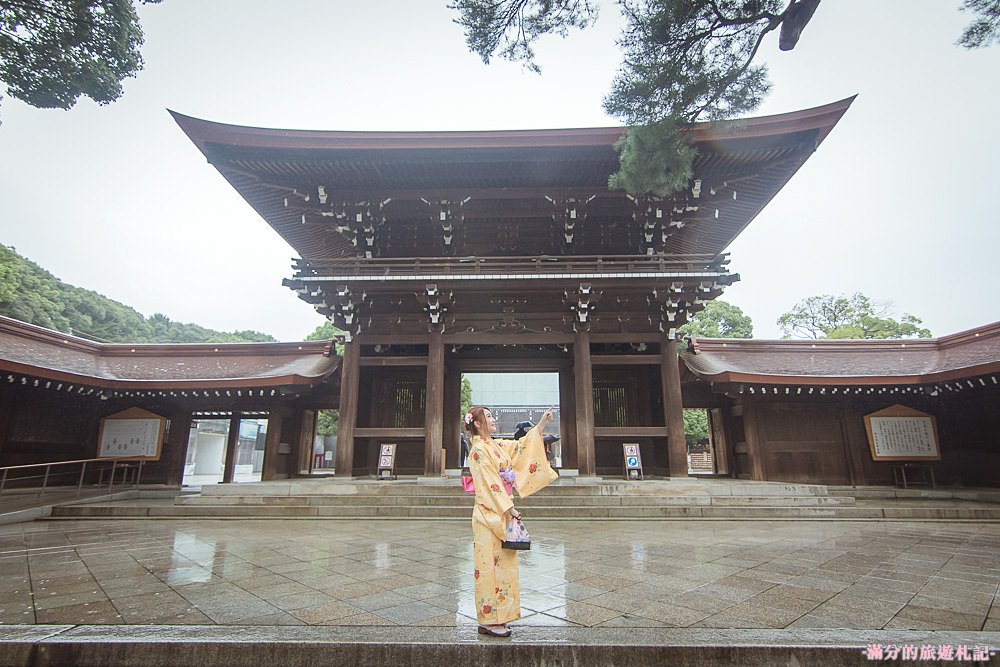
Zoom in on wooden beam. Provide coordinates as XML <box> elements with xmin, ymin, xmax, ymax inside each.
<box><xmin>591</xmin><ymin>355</ymin><xmax>662</xmax><ymax>365</ymax></box>
<box><xmin>360</xmin><ymin>356</ymin><xmax>428</xmax><ymax>366</ymax></box>
<box><xmin>594</xmin><ymin>427</ymin><xmax>669</xmax><ymax>437</ymax></box>
<box><xmin>335</xmin><ymin>340</ymin><xmax>360</xmax><ymax>476</ymax></box>
<box><xmin>354</xmin><ymin>428</ymin><xmax>425</xmax><ymax>438</ymax></box>
<box><xmin>662</xmin><ymin>339</ymin><xmax>688</xmax><ymax>478</ymax></box>
<box><xmin>574</xmin><ymin>331</ymin><xmax>596</xmax><ymax>476</ymax></box>
<box><xmin>424</xmin><ymin>331</ymin><xmax>444</xmax><ymax>476</ymax></box>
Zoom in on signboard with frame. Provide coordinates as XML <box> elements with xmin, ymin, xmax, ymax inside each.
<box><xmin>377</xmin><ymin>443</ymin><xmax>397</xmax><ymax>480</ymax></box>
<box><xmin>864</xmin><ymin>404</ymin><xmax>940</xmax><ymax>461</ymax></box>
<box><xmin>623</xmin><ymin>443</ymin><xmax>643</xmax><ymax>480</ymax></box>
<box><xmin>98</xmin><ymin>407</ymin><xmax>166</xmax><ymax>460</ymax></box>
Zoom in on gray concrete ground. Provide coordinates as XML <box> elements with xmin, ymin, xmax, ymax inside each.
<box><xmin>1</xmin><ymin>517</ymin><xmax>999</xmax><ymax>632</ymax></box>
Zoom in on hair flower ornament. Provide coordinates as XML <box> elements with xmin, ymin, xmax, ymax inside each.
<box><xmin>464</xmin><ymin>412</ymin><xmax>474</xmax><ymax>426</ymax></box>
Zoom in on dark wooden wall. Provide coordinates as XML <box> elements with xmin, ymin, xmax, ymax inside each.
<box><xmin>728</xmin><ymin>386</ymin><xmax>1000</xmax><ymax>487</ymax></box>
<box><xmin>0</xmin><ymin>382</ymin><xmax>325</xmax><ymax>486</ymax></box>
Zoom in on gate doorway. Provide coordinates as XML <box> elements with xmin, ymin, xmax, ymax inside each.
<box><xmin>183</xmin><ymin>414</ymin><xmax>267</xmax><ymax>486</ymax></box>
<box><xmin>461</xmin><ymin>372</ymin><xmax>561</xmax><ymax>467</ymax></box>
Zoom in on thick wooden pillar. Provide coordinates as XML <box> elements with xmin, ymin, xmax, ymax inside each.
<box><xmin>335</xmin><ymin>339</ymin><xmax>360</xmax><ymax>477</ymax></box>
<box><xmin>262</xmin><ymin>408</ymin><xmax>285</xmax><ymax>481</ymax></box>
<box><xmin>558</xmin><ymin>369</ymin><xmax>577</xmax><ymax>469</ymax></box>
<box><xmin>297</xmin><ymin>409</ymin><xmax>316</xmax><ymax>475</ymax></box>
<box><xmin>0</xmin><ymin>384</ymin><xmax>15</xmax><ymax>462</ymax></box>
<box><xmin>424</xmin><ymin>331</ymin><xmax>444</xmax><ymax>475</ymax></box>
<box><xmin>164</xmin><ymin>412</ymin><xmax>192</xmax><ymax>487</ymax></box>
<box><xmin>443</xmin><ymin>361</ymin><xmax>461</xmax><ymax>468</ymax></box>
<box><xmin>662</xmin><ymin>338</ymin><xmax>688</xmax><ymax>477</ymax></box>
<box><xmin>574</xmin><ymin>331</ymin><xmax>596</xmax><ymax>476</ymax></box>
<box><xmin>221</xmin><ymin>413</ymin><xmax>241</xmax><ymax>483</ymax></box>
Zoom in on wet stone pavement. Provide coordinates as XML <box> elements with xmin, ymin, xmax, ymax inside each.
<box><xmin>0</xmin><ymin>519</ymin><xmax>998</xmax><ymax>633</ymax></box>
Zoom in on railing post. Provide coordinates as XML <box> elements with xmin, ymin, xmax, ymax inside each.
<box><xmin>77</xmin><ymin>461</ymin><xmax>87</xmax><ymax>497</ymax></box>
<box><xmin>136</xmin><ymin>460</ymin><xmax>144</xmax><ymax>489</ymax></box>
<box><xmin>1</xmin><ymin>468</ymin><xmax>7</xmax><ymax>495</ymax></box>
<box><xmin>109</xmin><ymin>460</ymin><xmax>117</xmax><ymax>491</ymax></box>
<box><xmin>40</xmin><ymin>464</ymin><xmax>51</xmax><ymax>496</ymax></box>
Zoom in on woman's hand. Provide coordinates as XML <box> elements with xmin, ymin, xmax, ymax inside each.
<box><xmin>508</xmin><ymin>508</ymin><xmax>522</xmax><ymax>522</ymax></box>
<box><xmin>537</xmin><ymin>407</ymin><xmax>554</xmax><ymax>428</ymax></box>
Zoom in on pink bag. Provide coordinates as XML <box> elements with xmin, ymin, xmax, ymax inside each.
<box><xmin>461</xmin><ymin>474</ymin><xmax>513</xmax><ymax>496</ymax></box>
<box><xmin>461</xmin><ymin>474</ymin><xmax>475</xmax><ymax>494</ymax></box>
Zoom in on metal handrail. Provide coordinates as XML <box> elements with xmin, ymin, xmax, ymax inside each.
<box><xmin>0</xmin><ymin>456</ymin><xmax>145</xmax><ymax>498</ymax></box>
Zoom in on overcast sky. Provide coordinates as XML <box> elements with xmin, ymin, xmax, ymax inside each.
<box><xmin>1</xmin><ymin>1</ymin><xmax>997</xmax><ymax>342</ymax></box>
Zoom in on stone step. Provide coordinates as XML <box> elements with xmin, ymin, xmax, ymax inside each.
<box><xmin>829</xmin><ymin>486</ymin><xmax>1000</xmax><ymax>504</ymax></box>
<box><xmin>174</xmin><ymin>493</ymin><xmax>855</xmax><ymax>507</ymax></box>
<box><xmin>48</xmin><ymin>501</ymin><xmax>1000</xmax><ymax>521</ymax></box>
<box><xmin>195</xmin><ymin>479</ymin><xmax>832</xmax><ymax>498</ymax></box>
<box><xmin>4</xmin><ymin>624</ymin><xmax>995</xmax><ymax>667</ymax></box>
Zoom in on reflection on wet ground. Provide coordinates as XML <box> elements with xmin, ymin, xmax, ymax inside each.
<box><xmin>0</xmin><ymin>519</ymin><xmax>998</xmax><ymax>631</ymax></box>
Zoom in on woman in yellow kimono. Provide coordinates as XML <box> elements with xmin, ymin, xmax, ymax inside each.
<box><xmin>465</xmin><ymin>406</ymin><xmax>558</xmax><ymax>637</ymax></box>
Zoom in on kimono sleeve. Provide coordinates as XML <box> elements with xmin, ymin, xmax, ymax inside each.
<box><xmin>468</xmin><ymin>439</ymin><xmax>514</xmax><ymax>517</ymax></box>
<box><xmin>503</xmin><ymin>431</ymin><xmax>558</xmax><ymax>498</ymax></box>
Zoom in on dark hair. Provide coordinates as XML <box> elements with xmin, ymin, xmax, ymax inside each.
<box><xmin>464</xmin><ymin>406</ymin><xmax>491</xmax><ymax>437</ymax></box>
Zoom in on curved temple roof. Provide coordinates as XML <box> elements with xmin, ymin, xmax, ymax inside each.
<box><xmin>683</xmin><ymin>322</ymin><xmax>1000</xmax><ymax>386</ymax></box>
<box><xmin>171</xmin><ymin>98</ymin><xmax>854</xmax><ymax>262</ymax></box>
<box><xmin>0</xmin><ymin>316</ymin><xmax>339</xmax><ymax>390</ymax></box>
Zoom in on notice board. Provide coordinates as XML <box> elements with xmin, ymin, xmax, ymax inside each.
<box><xmin>98</xmin><ymin>407</ymin><xmax>166</xmax><ymax>460</ymax></box>
<box><xmin>863</xmin><ymin>404</ymin><xmax>940</xmax><ymax>461</ymax></box>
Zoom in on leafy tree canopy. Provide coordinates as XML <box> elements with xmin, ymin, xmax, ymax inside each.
<box><xmin>0</xmin><ymin>244</ymin><xmax>275</xmax><ymax>343</ymax></box>
<box><xmin>0</xmin><ymin>0</ymin><xmax>162</xmax><ymax>119</ymax></box>
<box><xmin>305</xmin><ymin>320</ymin><xmax>346</xmax><ymax>356</ymax></box>
<box><xmin>683</xmin><ymin>408</ymin><xmax>709</xmax><ymax>447</ymax></box>
<box><xmin>305</xmin><ymin>321</ymin><xmax>343</xmax><ymax>341</ymax></box>
<box><xmin>450</xmin><ymin>0</ymin><xmax>1000</xmax><ymax>196</ymax></box>
<box><xmin>958</xmin><ymin>0</ymin><xmax>1000</xmax><ymax>47</ymax></box>
<box><xmin>777</xmin><ymin>292</ymin><xmax>931</xmax><ymax>340</ymax></box>
<box><xmin>678</xmin><ymin>299</ymin><xmax>753</xmax><ymax>338</ymax></box>
<box><xmin>316</xmin><ymin>410</ymin><xmax>339</xmax><ymax>437</ymax></box>
<box><xmin>460</xmin><ymin>376</ymin><xmax>474</xmax><ymax>419</ymax></box>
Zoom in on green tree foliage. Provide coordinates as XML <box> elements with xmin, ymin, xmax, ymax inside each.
<box><xmin>0</xmin><ymin>0</ymin><xmax>162</xmax><ymax>118</ymax></box>
<box><xmin>450</xmin><ymin>0</ymin><xmax>998</xmax><ymax>196</ymax></box>
<box><xmin>958</xmin><ymin>0</ymin><xmax>1000</xmax><ymax>47</ymax></box>
<box><xmin>0</xmin><ymin>244</ymin><xmax>275</xmax><ymax>343</ymax></box>
<box><xmin>316</xmin><ymin>410</ymin><xmax>339</xmax><ymax>437</ymax></box>
<box><xmin>305</xmin><ymin>321</ymin><xmax>342</xmax><ymax>341</ymax></box>
<box><xmin>449</xmin><ymin>0</ymin><xmax>598</xmax><ymax>73</ymax></box>
<box><xmin>460</xmin><ymin>376</ymin><xmax>474</xmax><ymax>418</ymax></box>
<box><xmin>678</xmin><ymin>299</ymin><xmax>753</xmax><ymax>338</ymax></box>
<box><xmin>683</xmin><ymin>408</ymin><xmax>709</xmax><ymax>447</ymax></box>
<box><xmin>305</xmin><ymin>320</ymin><xmax>345</xmax><ymax>355</ymax></box>
<box><xmin>777</xmin><ymin>292</ymin><xmax>931</xmax><ymax>340</ymax></box>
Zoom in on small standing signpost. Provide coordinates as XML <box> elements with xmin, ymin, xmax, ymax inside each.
<box><xmin>377</xmin><ymin>443</ymin><xmax>397</xmax><ymax>480</ymax></box>
<box><xmin>623</xmin><ymin>443</ymin><xmax>643</xmax><ymax>480</ymax></box>
<box><xmin>863</xmin><ymin>404</ymin><xmax>940</xmax><ymax>488</ymax></box>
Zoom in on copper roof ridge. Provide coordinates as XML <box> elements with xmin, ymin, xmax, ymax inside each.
<box><xmin>936</xmin><ymin>320</ymin><xmax>1000</xmax><ymax>348</ymax></box>
<box><xmin>688</xmin><ymin>319</ymin><xmax>1000</xmax><ymax>355</ymax></box>
<box><xmin>0</xmin><ymin>315</ymin><xmax>335</xmax><ymax>358</ymax></box>
<box><xmin>688</xmin><ymin>337</ymin><xmax>938</xmax><ymax>353</ymax></box>
<box><xmin>169</xmin><ymin>96</ymin><xmax>856</xmax><ymax>153</ymax></box>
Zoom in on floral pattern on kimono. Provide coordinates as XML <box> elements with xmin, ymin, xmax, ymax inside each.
<box><xmin>468</xmin><ymin>429</ymin><xmax>558</xmax><ymax>625</ymax></box>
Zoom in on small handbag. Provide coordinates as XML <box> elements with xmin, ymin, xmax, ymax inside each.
<box><xmin>461</xmin><ymin>471</ymin><xmax>513</xmax><ymax>496</ymax></box>
<box><xmin>502</xmin><ymin>516</ymin><xmax>531</xmax><ymax>550</ymax></box>
<box><xmin>461</xmin><ymin>473</ymin><xmax>475</xmax><ymax>494</ymax></box>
